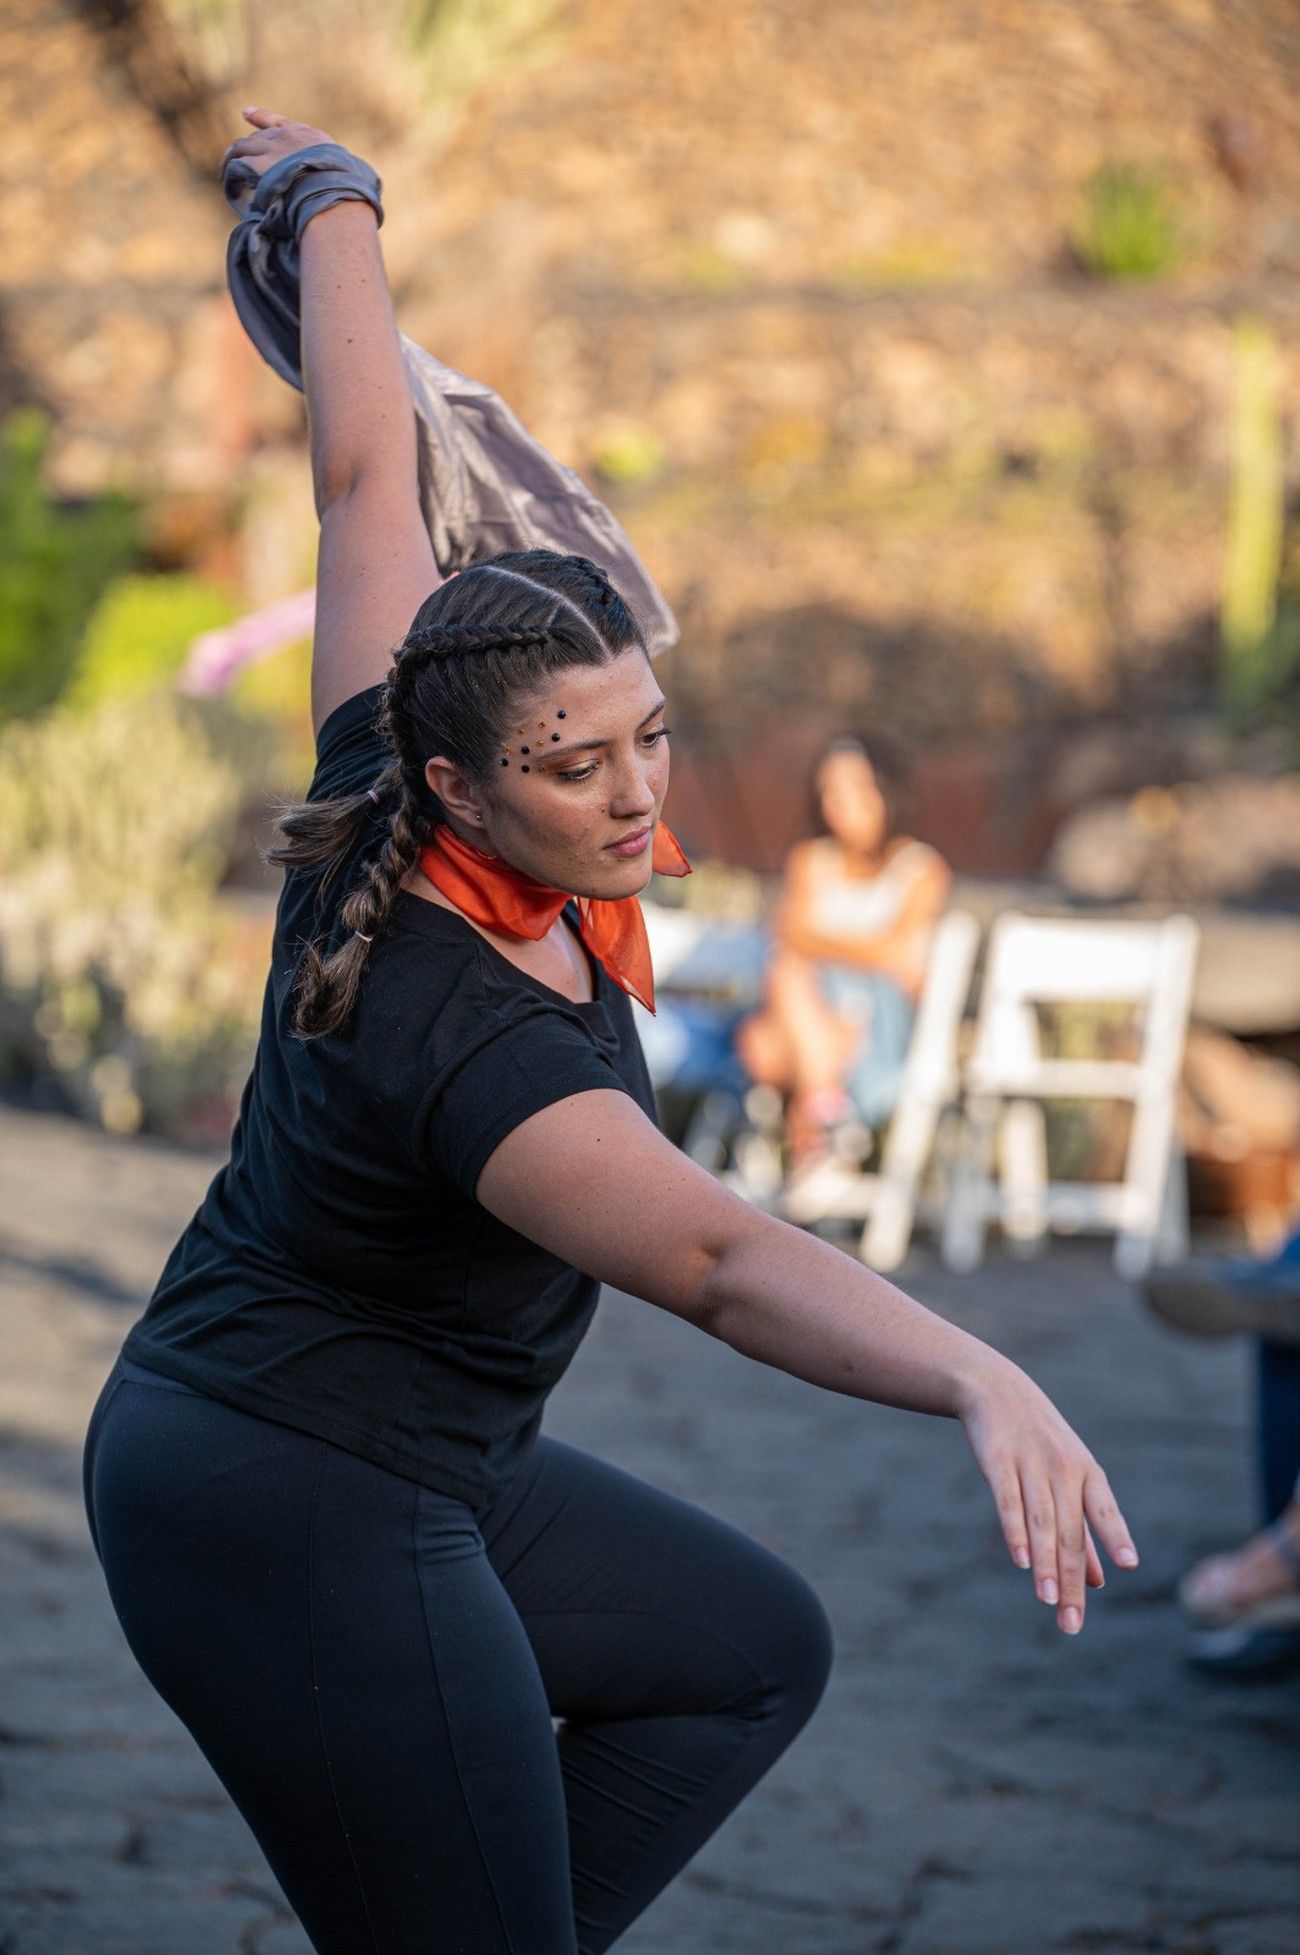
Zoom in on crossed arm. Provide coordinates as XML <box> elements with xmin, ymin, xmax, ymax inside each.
<box><xmin>775</xmin><ymin>839</ymin><xmax>953</xmax><ymax>993</ymax></box>
<box><xmin>222</xmin><ymin>109</ymin><xmax>1140</xmax><ymax>1637</ymax></box>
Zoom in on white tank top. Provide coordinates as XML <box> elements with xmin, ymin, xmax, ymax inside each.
<box><xmin>807</xmin><ymin>839</ymin><xmax>934</xmax><ymax>941</ymax></box>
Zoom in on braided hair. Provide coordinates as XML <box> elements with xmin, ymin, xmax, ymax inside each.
<box><xmin>268</xmin><ymin>549</ymin><xmax>647</xmax><ymax>1038</ymax></box>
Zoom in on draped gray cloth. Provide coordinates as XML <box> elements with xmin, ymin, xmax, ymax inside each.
<box><xmin>223</xmin><ymin>143</ymin><xmax>677</xmax><ymax>656</ymax></box>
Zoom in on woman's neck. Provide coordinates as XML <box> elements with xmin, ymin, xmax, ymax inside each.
<box><xmin>402</xmin><ymin>865</ymin><xmax>595</xmax><ymax>1004</ymax></box>
<box><xmin>834</xmin><ymin>835</ymin><xmax>894</xmax><ymax>876</ymax></box>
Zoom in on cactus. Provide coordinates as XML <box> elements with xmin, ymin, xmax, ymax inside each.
<box><xmin>1221</xmin><ymin>317</ymin><xmax>1285</xmax><ymax>718</ymax></box>
<box><xmin>1071</xmin><ymin>163</ymin><xmax>1184</xmax><ymax>283</ymax></box>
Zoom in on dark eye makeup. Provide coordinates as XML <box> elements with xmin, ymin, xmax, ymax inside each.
<box><xmin>553</xmin><ymin>726</ymin><xmax>672</xmax><ymax>784</ymax></box>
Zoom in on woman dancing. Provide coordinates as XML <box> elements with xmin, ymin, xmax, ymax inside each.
<box><xmin>83</xmin><ymin>109</ymin><xmax>1140</xmax><ymax>1955</ymax></box>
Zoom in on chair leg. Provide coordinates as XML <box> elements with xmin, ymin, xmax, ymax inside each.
<box><xmin>1116</xmin><ymin>1088</ymin><xmax>1179</xmax><ymax>1279</ymax></box>
<box><xmin>998</xmin><ymin>1099</ymin><xmax>1049</xmax><ymax>1258</ymax></box>
<box><xmin>1152</xmin><ymin>1135</ymin><xmax>1190</xmax><ymax>1266</ymax></box>
<box><xmin>942</xmin><ymin>1096</ymin><xmax>997</xmax><ymax>1272</ymax></box>
<box><xmin>861</xmin><ymin>1089</ymin><xmax>943</xmax><ymax>1271</ymax></box>
<box><xmin>731</xmin><ymin>1123</ymin><xmax>785</xmax><ymax>1204</ymax></box>
<box><xmin>680</xmin><ymin>1088</ymin><xmax>744</xmax><ymax>1173</ymax></box>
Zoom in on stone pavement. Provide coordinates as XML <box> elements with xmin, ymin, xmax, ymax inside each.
<box><xmin>1</xmin><ymin>1100</ymin><xmax>1296</xmax><ymax>1954</ymax></box>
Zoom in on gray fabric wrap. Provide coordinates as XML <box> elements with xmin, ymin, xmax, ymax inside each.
<box><xmin>223</xmin><ymin>142</ymin><xmax>677</xmax><ymax>656</ymax></box>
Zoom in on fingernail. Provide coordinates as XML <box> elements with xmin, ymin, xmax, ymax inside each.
<box><xmin>1042</xmin><ymin>1579</ymin><xmax>1059</xmax><ymax>1604</ymax></box>
<box><xmin>1062</xmin><ymin>1607</ymin><xmax>1081</xmax><ymax>1634</ymax></box>
<box><xmin>1117</xmin><ymin>1547</ymin><xmax>1139</xmax><ymax>1566</ymax></box>
<box><xmin>1014</xmin><ymin>1549</ymin><xmax>1031</xmax><ymax>1569</ymax></box>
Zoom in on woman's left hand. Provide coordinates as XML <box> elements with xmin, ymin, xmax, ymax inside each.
<box><xmin>220</xmin><ymin>106</ymin><xmax>338</xmax><ymax>213</ymax></box>
<box><xmin>954</xmin><ymin>1350</ymin><xmax>1139</xmax><ymax>1636</ymax></box>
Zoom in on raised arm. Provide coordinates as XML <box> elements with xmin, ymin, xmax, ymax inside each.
<box><xmin>476</xmin><ymin>1089</ymin><xmax>1141</xmax><ymax>1638</ymax></box>
<box><xmin>222</xmin><ymin>109</ymin><xmax>439</xmax><ymax>733</ymax></box>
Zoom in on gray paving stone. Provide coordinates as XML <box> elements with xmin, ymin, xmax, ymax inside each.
<box><xmin>1</xmin><ymin>1102</ymin><xmax>1297</xmax><ymax>1953</ymax></box>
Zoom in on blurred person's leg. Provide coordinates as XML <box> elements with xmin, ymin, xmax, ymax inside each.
<box><xmin>1144</xmin><ymin>1226</ymin><xmax>1300</xmax><ymax>1344</ymax></box>
<box><xmin>736</xmin><ymin>948</ymin><xmax>859</xmax><ymax>1160</ymax></box>
<box><xmin>1142</xmin><ymin>1231</ymin><xmax>1300</xmax><ymax>1630</ymax></box>
<box><xmin>834</xmin><ymin>971</ymin><xmax>915</xmax><ymax>1129</ymax></box>
<box><xmin>1257</xmin><ymin>1337</ymin><xmax>1300</xmax><ymax>1524</ymax></box>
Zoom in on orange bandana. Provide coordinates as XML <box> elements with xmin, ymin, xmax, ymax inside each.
<box><xmin>418</xmin><ymin>820</ymin><xmax>692</xmax><ymax>1014</ymax></box>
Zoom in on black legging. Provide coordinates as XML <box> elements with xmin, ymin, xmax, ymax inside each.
<box><xmin>83</xmin><ymin>1354</ymin><xmax>834</xmax><ymax>1954</ymax></box>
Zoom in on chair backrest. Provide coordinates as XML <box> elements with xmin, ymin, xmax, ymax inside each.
<box><xmin>639</xmin><ymin>901</ymin><xmax>770</xmax><ymax>997</ymax></box>
<box><xmin>970</xmin><ymin>911</ymin><xmax>1199</xmax><ymax>1085</ymax></box>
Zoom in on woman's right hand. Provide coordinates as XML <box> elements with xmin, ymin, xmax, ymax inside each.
<box><xmin>953</xmin><ymin>1351</ymin><xmax>1140</xmax><ymax>1636</ymax></box>
<box><xmin>220</xmin><ymin>106</ymin><xmax>337</xmax><ymax>213</ymax></box>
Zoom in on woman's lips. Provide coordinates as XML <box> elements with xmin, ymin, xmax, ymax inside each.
<box><xmin>605</xmin><ymin>824</ymin><xmax>653</xmax><ymax>857</ymax></box>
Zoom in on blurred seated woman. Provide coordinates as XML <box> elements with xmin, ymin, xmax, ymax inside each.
<box><xmin>736</xmin><ymin>735</ymin><xmax>950</xmax><ymax>1175</ymax></box>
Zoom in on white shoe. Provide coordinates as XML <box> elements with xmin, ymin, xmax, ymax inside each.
<box><xmin>780</xmin><ymin>1155</ymin><xmax>864</xmax><ymax>1224</ymax></box>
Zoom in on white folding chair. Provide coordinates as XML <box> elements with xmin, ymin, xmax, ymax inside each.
<box><xmin>779</xmin><ymin>909</ymin><xmax>981</xmax><ymax>1268</ymax></box>
<box><xmin>941</xmin><ymin>912</ymin><xmax>1199</xmax><ymax>1279</ymax></box>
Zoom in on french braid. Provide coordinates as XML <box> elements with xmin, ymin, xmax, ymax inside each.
<box><xmin>269</xmin><ymin>548</ymin><xmax>645</xmax><ymax>1038</ymax></box>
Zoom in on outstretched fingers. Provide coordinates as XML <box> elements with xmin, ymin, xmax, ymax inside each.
<box><xmin>1083</xmin><ymin>1462</ymin><xmax>1140</xmax><ymax>1572</ymax></box>
<box><xmin>1048</xmin><ymin>1468</ymin><xmax>1091</xmax><ymax>1634</ymax></box>
<box><xmin>1084</xmin><ymin>1519</ymin><xmax>1105</xmax><ymax>1590</ymax></box>
<box><xmin>1020</xmin><ymin>1468</ymin><xmax>1071</xmax><ymax>1624</ymax></box>
<box><xmin>963</xmin><ymin>1365</ymin><xmax>1140</xmax><ymax>1638</ymax></box>
<box><xmin>990</xmin><ymin>1457</ymin><xmax>1133</xmax><ymax>1636</ymax></box>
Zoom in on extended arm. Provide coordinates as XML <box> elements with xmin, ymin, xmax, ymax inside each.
<box><xmin>476</xmin><ymin>1089</ymin><xmax>1140</xmax><ymax>1637</ymax></box>
<box><xmin>221</xmin><ymin>109</ymin><xmax>439</xmax><ymax>732</ymax></box>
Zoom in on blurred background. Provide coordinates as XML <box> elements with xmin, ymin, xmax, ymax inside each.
<box><xmin>1</xmin><ymin>0</ymin><xmax>1299</xmax><ymax>1223</ymax></box>
<box><xmin>2</xmin><ymin>0</ymin><xmax>1298</xmax><ymax>1947</ymax></box>
<box><xmin>3</xmin><ymin>6</ymin><xmax>1300</xmax><ymax>1949</ymax></box>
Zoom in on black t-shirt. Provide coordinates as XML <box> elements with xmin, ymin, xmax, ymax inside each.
<box><xmin>122</xmin><ymin>683</ymin><xmax>659</xmax><ymax>1516</ymax></box>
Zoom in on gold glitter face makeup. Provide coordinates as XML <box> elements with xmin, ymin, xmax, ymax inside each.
<box><xmin>498</xmin><ymin>707</ymin><xmax>575</xmax><ymax>772</ymax></box>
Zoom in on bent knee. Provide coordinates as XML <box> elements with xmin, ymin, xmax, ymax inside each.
<box><xmin>752</xmin><ymin>1565</ymin><xmax>835</xmax><ymax>1725</ymax></box>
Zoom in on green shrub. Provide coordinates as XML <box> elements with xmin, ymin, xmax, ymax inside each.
<box><xmin>0</xmin><ymin>690</ymin><xmax>267</xmax><ymax>1135</ymax></box>
<box><xmin>406</xmin><ymin>0</ymin><xmax>564</xmax><ymax>121</ymax></box>
<box><xmin>0</xmin><ymin>408</ymin><xmax>139</xmax><ymax>720</ymax></box>
<box><xmin>1071</xmin><ymin>163</ymin><xmax>1184</xmax><ymax>282</ymax></box>
<box><xmin>68</xmin><ymin>571</ymin><xmax>235</xmax><ymax>708</ymax></box>
<box><xmin>590</xmin><ymin>422</ymin><xmax>668</xmax><ymax>487</ymax></box>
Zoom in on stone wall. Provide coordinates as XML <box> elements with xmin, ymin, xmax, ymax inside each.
<box><xmin>5</xmin><ymin>0</ymin><xmax>1300</xmax><ymax>870</ymax></box>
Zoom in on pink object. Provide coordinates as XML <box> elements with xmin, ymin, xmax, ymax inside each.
<box><xmin>179</xmin><ymin>588</ymin><xmax>317</xmax><ymax>696</ymax></box>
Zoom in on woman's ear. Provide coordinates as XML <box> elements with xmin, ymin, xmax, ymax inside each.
<box><xmin>424</xmin><ymin>755</ymin><xmax>483</xmax><ymax>827</ymax></box>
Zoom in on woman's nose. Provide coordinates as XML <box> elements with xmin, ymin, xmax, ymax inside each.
<box><xmin>609</xmin><ymin>752</ymin><xmax>658</xmax><ymax>815</ymax></box>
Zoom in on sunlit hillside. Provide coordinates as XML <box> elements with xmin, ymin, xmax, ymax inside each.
<box><xmin>3</xmin><ymin>0</ymin><xmax>1299</xmax><ymax>864</ymax></box>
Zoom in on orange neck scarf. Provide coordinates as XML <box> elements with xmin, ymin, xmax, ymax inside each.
<box><xmin>418</xmin><ymin>821</ymin><xmax>692</xmax><ymax>1014</ymax></box>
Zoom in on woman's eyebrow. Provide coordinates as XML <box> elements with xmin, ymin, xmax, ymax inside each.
<box><xmin>540</xmin><ymin>697</ymin><xmax>667</xmax><ymax>759</ymax></box>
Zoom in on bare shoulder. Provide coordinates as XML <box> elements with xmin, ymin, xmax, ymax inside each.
<box><xmin>890</xmin><ymin>835</ymin><xmax>947</xmax><ymax>871</ymax></box>
<box><xmin>785</xmin><ymin>835</ymin><xmax>835</xmax><ymax>881</ymax></box>
<box><xmin>890</xmin><ymin>838</ymin><xmax>952</xmax><ymax>903</ymax></box>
